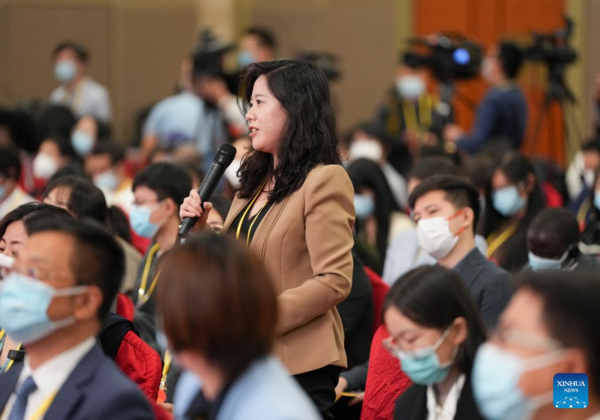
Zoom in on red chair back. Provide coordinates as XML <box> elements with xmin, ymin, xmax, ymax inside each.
<box><xmin>363</xmin><ymin>267</ymin><xmax>390</xmax><ymax>336</ymax></box>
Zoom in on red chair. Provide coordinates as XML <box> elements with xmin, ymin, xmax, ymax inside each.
<box><xmin>116</xmin><ymin>293</ymin><xmax>135</xmax><ymax>321</ymax></box>
<box><xmin>361</xmin><ymin>325</ymin><xmax>412</xmax><ymax>420</ymax></box>
<box><xmin>363</xmin><ymin>267</ymin><xmax>390</xmax><ymax>336</ymax></box>
<box><xmin>115</xmin><ymin>330</ymin><xmax>163</xmax><ymax>401</ymax></box>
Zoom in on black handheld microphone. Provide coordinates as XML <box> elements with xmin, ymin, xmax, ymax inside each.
<box><xmin>178</xmin><ymin>143</ymin><xmax>236</xmax><ymax>239</ymax></box>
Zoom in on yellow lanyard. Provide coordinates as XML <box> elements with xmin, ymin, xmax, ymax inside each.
<box><xmin>486</xmin><ymin>224</ymin><xmax>519</xmax><ymax>258</ymax></box>
<box><xmin>0</xmin><ymin>329</ymin><xmax>5</xmax><ymax>343</ymax></box>
<box><xmin>401</xmin><ymin>95</ymin><xmax>433</xmax><ymax>134</ymax></box>
<box><xmin>235</xmin><ymin>182</ymin><xmax>269</xmax><ymax>246</ymax></box>
<box><xmin>137</xmin><ymin>244</ymin><xmax>161</xmax><ymax>308</ymax></box>
<box><xmin>28</xmin><ymin>392</ymin><xmax>57</xmax><ymax>420</ymax></box>
<box><xmin>577</xmin><ymin>197</ymin><xmax>591</xmax><ymax>223</ymax></box>
<box><xmin>159</xmin><ymin>350</ymin><xmax>172</xmax><ymax>392</ymax></box>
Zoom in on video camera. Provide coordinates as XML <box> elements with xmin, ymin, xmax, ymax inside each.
<box><xmin>526</xmin><ymin>16</ymin><xmax>576</xmax><ymax>68</ymax></box>
<box><xmin>406</xmin><ymin>33</ymin><xmax>483</xmax><ymax>83</ymax></box>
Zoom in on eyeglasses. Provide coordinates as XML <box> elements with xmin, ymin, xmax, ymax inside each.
<box><xmin>382</xmin><ymin>326</ymin><xmax>452</xmax><ymax>358</ymax></box>
<box><xmin>492</xmin><ymin>327</ymin><xmax>563</xmax><ymax>352</ymax></box>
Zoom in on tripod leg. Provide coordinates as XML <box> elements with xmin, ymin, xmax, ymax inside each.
<box><xmin>529</xmin><ymin>93</ymin><xmax>551</xmax><ymax>156</ymax></box>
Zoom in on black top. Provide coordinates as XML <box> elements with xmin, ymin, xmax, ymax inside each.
<box><xmin>394</xmin><ymin>375</ymin><xmax>484</xmax><ymax>420</ymax></box>
<box><xmin>185</xmin><ymin>385</ymin><xmax>231</xmax><ymax>420</ymax></box>
<box><xmin>231</xmin><ymin>201</ymin><xmax>274</xmax><ymax>244</ymax></box>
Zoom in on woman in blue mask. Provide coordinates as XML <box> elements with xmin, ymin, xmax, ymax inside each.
<box><xmin>383</xmin><ymin>265</ymin><xmax>487</xmax><ymax>420</ymax></box>
<box><xmin>481</xmin><ymin>151</ymin><xmax>545</xmax><ymax>273</ymax></box>
<box><xmin>472</xmin><ymin>270</ymin><xmax>600</xmax><ymax>420</ymax></box>
<box><xmin>580</xmin><ymin>167</ymin><xmax>600</xmax><ymax>253</ymax></box>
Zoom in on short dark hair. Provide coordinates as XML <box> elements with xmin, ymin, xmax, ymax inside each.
<box><xmin>518</xmin><ymin>271</ymin><xmax>600</xmax><ymax>398</ymax></box>
<box><xmin>35</xmin><ymin>105</ymin><xmax>77</xmax><ymax>146</ymax></box>
<box><xmin>408</xmin><ymin>156</ymin><xmax>463</xmax><ymax>182</ymax></box>
<box><xmin>350</xmin><ymin>121</ymin><xmax>392</xmax><ymax>148</ymax></box>
<box><xmin>52</xmin><ymin>41</ymin><xmax>89</xmax><ymax>63</ymax></box>
<box><xmin>192</xmin><ymin>52</ymin><xmax>222</xmax><ymax>80</ymax></box>
<box><xmin>409</xmin><ymin>175</ymin><xmax>481</xmax><ymax>232</ymax></box>
<box><xmin>582</xmin><ymin>137</ymin><xmax>600</xmax><ymax>153</ymax></box>
<box><xmin>133</xmin><ymin>163</ymin><xmax>192</xmax><ymax>210</ymax></box>
<box><xmin>43</xmin><ymin>176</ymin><xmax>108</xmax><ymax>224</ymax></box>
<box><xmin>157</xmin><ymin>233</ymin><xmax>277</xmax><ymax>381</ymax></box>
<box><xmin>106</xmin><ymin>206</ymin><xmax>132</xmax><ymax>243</ymax></box>
<box><xmin>528</xmin><ymin>207</ymin><xmax>580</xmax><ymax>248</ymax></box>
<box><xmin>42</xmin><ymin>132</ymin><xmax>78</xmax><ymax>159</ymax></box>
<box><xmin>89</xmin><ymin>141</ymin><xmax>124</xmax><ymax>165</ymax></box>
<box><xmin>384</xmin><ymin>265</ymin><xmax>487</xmax><ymax>376</ymax></box>
<box><xmin>32</xmin><ymin>218</ymin><xmax>124</xmax><ymax>320</ymax></box>
<box><xmin>0</xmin><ymin>146</ymin><xmax>21</xmax><ymax>181</ymax></box>
<box><xmin>498</xmin><ymin>41</ymin><xmax>524</xmax><ymax>79</ymax></box>
<box><xmin>0</xmin><ymin>203</ymin><xmax>73</xmax><ymax>240</ymax></box>
<box><xmin>243</xmin><ymin>27</ymin><xmax>277</xmax><ymax>50</ymax></box>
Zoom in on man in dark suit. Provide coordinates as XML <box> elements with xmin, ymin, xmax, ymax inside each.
<box><xmin>0</xmin><ymin>219</ymin><xmax>154</xmax><ymax>420</ymax></box>
<box><xmin>409</xmin><ymin>175</ymin><xmax>513</xmax><ymax>329</ymax></box>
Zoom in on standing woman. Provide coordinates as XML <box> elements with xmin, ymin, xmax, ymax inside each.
<box><xmin>180</xmin><ymin>59</ymin><xmax>355</xmax><ymax>418</ymax></box>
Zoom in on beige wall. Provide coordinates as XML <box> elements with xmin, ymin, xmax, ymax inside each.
<box><xmin>0</xmin><ymin>0</ymin><xmax>198</xmax><ymax>145</ymax></box>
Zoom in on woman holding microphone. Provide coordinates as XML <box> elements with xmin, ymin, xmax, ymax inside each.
<box><xmin>180</xmin><ymin>59</ymin><xmax>355</xmax><ymax>419</ymax></box>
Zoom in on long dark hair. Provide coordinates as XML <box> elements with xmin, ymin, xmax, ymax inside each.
<box><xmin>383</xmin><ymin>265</ymin><xmax>487</xmax><ymax>376</ymax></box>
<box><xmin>236</xmin><ymin>59</ymin><xmax>341</xmax><ymax>203</ymax></box>
<box><xmin>480</xmin><ymin>151</ymin><xmax>545</xmax><ymax>272</ymax></box>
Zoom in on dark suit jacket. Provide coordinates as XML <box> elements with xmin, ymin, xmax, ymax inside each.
<box><xmin>453</xmin><ymin>248</ymin><xmax>513</xmax><ymax>329</ymax></box>
<box><xmin>0</xmin><ymin>343</ymin><xmax>154</xmax><ymax>420</ymax></box>
<box><xmin>394</xmin><ymin>375</ymin><xmax>484</xmax><ymax>420</ymax></box>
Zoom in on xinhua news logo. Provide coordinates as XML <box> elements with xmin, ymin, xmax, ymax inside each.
<box><xmin>554</xmin><ymin>373</ymin><xmax>588</xmax><ymax>409</ymax></box>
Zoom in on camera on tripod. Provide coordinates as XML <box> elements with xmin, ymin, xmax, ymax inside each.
<box><xmin>406</xmin><ymin>34</ymin><xmax>483</xmax><ymax>84</ymax></box>
<box><xmin>526</xmin><ymin>16</ymin><xmax>577</xmax><ymax>68</ymax></box>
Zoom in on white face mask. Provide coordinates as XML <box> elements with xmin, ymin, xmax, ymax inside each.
<box><xmin>224</xmin><ymin>159</ymin><xmax>242</xmax><ymax>188</ymax></box>
<box><xmin>481</xmin><ymin>57</ymin><xmax>494</xmax><ymax>82</ymax></box>
<box><xmin>583</xmin><ymin>168</ymin><xmax>596</xmax><ymax>189</ymax></box>
<box><xmin>33</xmin><ymin>153</ymin><xmax>59</xmax><ymax>180</ymax></box>
<box><xmin>396</xmin><ymin>75</ymin><xmax>426</xmax><ymax>99</ymax></box>
<box><xmin>349</xmin><ymin>140</ymin><xmax>384</xmax><ymax>162</ymax></box>
<box><xmin>416</xmin><ymin>212</ymin><xmax>463</xmax><ymax>260</ymax></box>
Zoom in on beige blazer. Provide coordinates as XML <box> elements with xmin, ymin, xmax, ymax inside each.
<box><xmin>223</xmin><ymin>164</ymin><xmax>355</xmax><ymax>375</ymax></box>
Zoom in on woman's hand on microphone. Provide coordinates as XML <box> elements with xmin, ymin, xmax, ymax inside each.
<box><xmin>180</xmin><ymin>189</ymin><xmax>213</xmax><ymax>233</ymax></box>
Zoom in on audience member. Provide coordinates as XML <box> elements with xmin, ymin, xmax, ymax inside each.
<box><xmin>158</xmin><ymin>233</ymin><xmax>320</xmax><ymax>420</ymax></box>
<box><xmin>33</xmin><ymin>133</ymin><xmax>78</xmax><ymax>183</ymax></box>
<box><xmin>0</xmin><ymin>147</ymin><xmax>35</xmax><ymax>219</ymax></box>
<box><xmin>85</xmin><ymin>142</ymin><xmax>134</xmax><ymax>214</ymax></box>
<box><xmin>473</xmin><ymin>271</ymin><xmax>600</xmax><ymax>419</ymax></box>
<box><xmin>131</xmin><ymin>163</ymin><xmax>192</xmax><ymax>349</ymax></box>
<box><xmin>347</xmin><ymin>158</ymin><xmax>403</xmax><ymax>273</ymax></box>
<box><xmin>410</xmin><ymin>175</ymin><xmax>512</xmax><ymax>328</ymax></box>
<box><xmin>0</xmin><ymin>203</ymin><xmax>72</xmax><ymax>373</ymax></box>
<box><xmin>0</xmin><ymin>218</ymin><xmax>154</xmax><ymax>419</ymax></box>
<box><xmin>384</xmin><ymin>266</ymin><xmax>487</xmax><ymax>420</ymax></box>
<box><xmin>237</xmin><ymin>26</ymin><xmax>277</xmax><ymax>68</ymax></box>
<box><xmin>382</xmin><ymin>157</ymin><xmax>488</xmax><ymax>285</ymax></box>
<box><xmin>445</xmin><ymin>41</ymin><xmax>528</xmax><ymax>153</ymax></box>
<box><xmin>49</xmin><ymin>41</ymin><xmax>112</xmax><ymax>123</ymax></box>
<box><xmin>346</xmin><ymin>121</ymin><xmax>409</xmax><ymax>209</ymax></box>
<box><xmin>565</xmin><ymin>137</ymin><xmax>600</xmax><ymax>213</ymax></box>
<box><xmin>70</xmin><ymin>115</ymin><xmax>111</xmax><ymax>158</ymax></box>
<box><xmin>525</xmin><ymin>207</ymin><xmax>600</xmax><ymax>272</ymax></box>
<box><xmin>482</xmin><ymin>151</ymin><xmax>545</xmax><ymax>272</ymax></box>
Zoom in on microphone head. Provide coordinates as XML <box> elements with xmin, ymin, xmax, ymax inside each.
<box><xmin>214</xmin><ymin>143</ymin><xmax>237</xmax><ymax>167</ymax></box>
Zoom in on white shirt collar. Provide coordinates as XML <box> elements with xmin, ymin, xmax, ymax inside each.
<box><xmin>426</xmin><ymin>374</ymin><xmax>466</xmax><ymax>420</ymax></box>
<box><xmin>19</xmin><ymin>337</ymin><xmax>96</xmax><ymax>398</ymax></box>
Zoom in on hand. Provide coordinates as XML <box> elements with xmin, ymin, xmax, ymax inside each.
<box><xmin>180</xmin><ymin>189</ymin><xmax>213</xmax><ymax>233</ymax></box>
<box><xmin>349</xmin><ymin>392</ymin><xmax>365</xmax><ymax>407</ymax></box>
<box><xmin>335</xmin><ymin>377</ymin><xmax>348</xmax><ymax>396</ymax></box>
<box><xmin>444</xmin><ymin>124</ymin><xmax>464</xmax><ymax>143</ymax></box>
<box><xmin>156</xmin><ymin>402</ymin><xmax>174</xmax><ymax>415</ymax></box>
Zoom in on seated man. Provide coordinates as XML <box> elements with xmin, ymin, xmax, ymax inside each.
<box><xmin>410</xmin><ymin>174</ymin><xmax>513</xmax><ymax>329</ymax></box>
<box><xmin>0</xmin><ymin>147</ymin><xmax>35</xmax><ymax>219</ymax></box>
<box><xmin>0</xmin><ymin>218</ymin><xmax>154</xmax><ymax>419</ymax></box>
<box><xmin>525</xmin><ymin>207</ymin><xmax>600</xmax><ymax>272</ymax></box>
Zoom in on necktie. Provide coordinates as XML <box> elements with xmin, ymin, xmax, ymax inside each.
<box><xmin>8</xmin><ymin>376</ymin><xmax>37</xmax><ymax>420</ymax></box>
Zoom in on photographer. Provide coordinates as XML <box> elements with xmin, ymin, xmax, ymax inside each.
<box><xmin>445</xmin><ymin>42</ymin><xmax>528</xmax><ymax>154</ymax></box>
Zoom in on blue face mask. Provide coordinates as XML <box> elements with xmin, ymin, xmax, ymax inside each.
<box><xmin>354</xmin><ymin>194</ymin><xmax>375</xmax><ymax>220</ymax></box>
<box><xmin>130</xmin><ymin>202</ymin><xmax>164</xmax><ymax>239</ymax></box>
<box><xmin>237</xmin><ymin>51</ymin><xmax>256</xmax><ymax>68</ymax></box>
<box><xmin>94</xmin><ymin>170</ymin><xmax>119</xmax><ymax>192</ymax></box>
<box><xmin>0</xmin><ymin>272</ymin><xmax>88</xmax><ymax>344</ymax></box>
<box><xmin>472</xmin><ymin>343</ymin><xmax>559</xmax><ymax>420</ymax></box>
<box><xmin>393</xmin><ymin>326</ymin><xmax>457</xmax><ymax>385</ymax></box>
<box><xmin>0</xmin><ymin>184</ymin><xmax>5</xmax><ymax>202</ymax></box>
<box><xmin>71</xmin><ymin>131</ymin><xmax>94</xmax><ymax>156</ymax></box>
<box><xmin>492</xmin><ymin>186</ymin><xmax>526</xmax><ymax>216</ymax></box>
<box><xmin>528</xmin><ymin>249</ymin><xmax>569</xmax><ymax>271</ymax></box>
<box><xmin>54</xmin><ymin>60</ymin><xmax>77</xmax><ymax>83</ymax></box>
<box><xmin>594</xmin><ymin>192</ymin><xmax>600</xmax><ymax>211</ymax></box>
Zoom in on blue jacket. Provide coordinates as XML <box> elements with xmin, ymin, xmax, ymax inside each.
<box><xmin>0</xmin><ymin>344</ymin><xmax>154</xmax><ymax>420</ymax></box>
<box><xmin>457</xmin><ymin>84</ymin><xmax>528</xmax><ymax>154</ymax></box>
<box><xmin>174</xmin><ymin>356</ymin><xmax>321</xmax><ymax>420</ymax></box>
